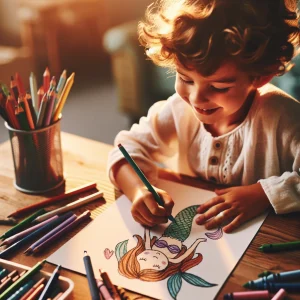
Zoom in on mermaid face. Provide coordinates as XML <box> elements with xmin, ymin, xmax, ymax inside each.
<box><xmin>137</xmin><ymin>250</ymin><xmax>169</xmax><ymax>271</ymax></box>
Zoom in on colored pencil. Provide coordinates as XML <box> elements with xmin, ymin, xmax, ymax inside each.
<box><xmin>29</xmin><ymin>72</ymin><xmax>38</xmax><ymax>113</ymax></box>
<box><xmin>8</xmin><ymin>181</ymin><xmax>97</xmax><ymax>218</ymax></box>
<box><xmin>0</xmin><ymin>209</ymin><xmax>46</xmax><ymax>240</ymax></box>
<box><xmin>0</xmin><ymin>212</ymin><xmax>73</xmax><ymax>258</ymax></box>
<box><xmin>34</xmin><ymin>191</ymin><xmax>103</xmax><ymax>223</ymax></box>
<box><xmin>26</xmin><ymin>93</ymin><xmax>37</xmax><ymax>126</ymax></box>
<box><xmin>84</xmin><ymin>251</ymin><xmax>100</xmax><ymax>300</ymax></box>
<box><xmin>0</xmin><ymin>215</ymin><xmax>58</xmax><ymax>247</ymax></box>
<box><xmin>0</xmin><ymin>260</ymin><xmax>45</xmax><ymax>300</ymax></box>
<box><xmin>31</xmin><ymin>210</ymin><xmax>91</xmax><ymax>254</ymax></box>
<box><xmin>43</xmin><ymin>67</ymin><xmax>50</xmax><ymax>94</ymax></box>
<box><xmin>18</xmin><ymin>95</ymin><xmax>35</xmax><ymax>130</ymax></box>
<box><xmin>118</xmin><ymin>143</ymin><xmax>176</xmax><ymax>223</ymax></box>
<box><xmin>7</xmin><ymin>279</ymin><xmax>35</xmax><ymax>300</ymax></box>
<box><xmin>37</xmin><ymin>87</ymin><xmax>44</xmax><ymax>110</ymax></box>
<box><xmin>99</xmin><ymin>269</ymin><xmax>121</xmax><ymax>300</ymax></box>
<box><xmin>52</xmin><ymin>72</ymin><xmax>75</xmax><ymax>122</ymax></box>
<box><xmin>24</xmin><ymin>213</ymin><xmax>77</xmax><ymax>254</ymax></box>
<box><xmin>16</xmin><ymin>104</ymin><xmax>30</xmax><ymax>130</ymax></box>
<box><xmin>56</xmin><ymin>70</ymin><xmax>67</xmax><ymax>97</ymax></box>
<box><xmin>36</xmin><ymin>93</ymin><xmax>48</xmax><ymax>128</ymax></box>
<box><xmin>19</xmin><ymin>277</ymin><xmax>46</xmax><ymax>300</ymax></box>
<box><xmin>43</xmin><ymin>89</ymin><xmax>56</xmax><ymax>127</ymax></box>
<box><xmin>5</xmin><ymin>95</ymin><xmax>20</xmax><ymax>129</ymax></box>
<box><xmin>10</xmin><ymin>76</ymin><xmax>19</xmax><ymax>101</ymax></box>
<box><xmin>15</xmin><ymin>72</ymin><xmax>26</xmax><ymax>97</ymax></box>
<box><xmin>38</xmin><ymin>265</ymin><xmax>60</xmax><ymax>300</ymax></box>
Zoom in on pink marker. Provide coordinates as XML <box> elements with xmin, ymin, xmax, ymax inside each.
<box><xmin>271</xmin><ymin>288</ymin><xmax>286</xmax><ymax>300</ymax></box>
<box><xmin>224</xmin><ymin>290</ymin><xmax>270</xmax><ymax>300</ymax></box>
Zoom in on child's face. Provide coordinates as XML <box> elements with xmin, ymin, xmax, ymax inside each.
<box><xmin>175</xmin><ymin>62</ymin><xmax>256</xmax><ymax>129</ymax></box>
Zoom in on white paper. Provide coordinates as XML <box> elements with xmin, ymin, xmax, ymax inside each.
<box><xmin>47</xmin><ymin>179</ymin><xmax>267</xmax><ymax>300</ymax></box>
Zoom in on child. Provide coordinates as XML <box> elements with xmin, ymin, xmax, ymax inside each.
<box><xmin>107</xmin><ymin>0</ymin><xmax>300</xmax><ymax>233</ymax></box>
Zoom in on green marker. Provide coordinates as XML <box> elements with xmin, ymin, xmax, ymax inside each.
<box><xmin>0</xmin><ymin>208</ymin><xmax>46</xmax><ymax>240</ymax></box>
<box><xmin>118</xmin><ymin>144</ymin><xmax>176</xmax><ymax>223</ymax></box>
<box><xmin>0</xmin><ymin>260</ymin><xmax>45</xmax><ymax>299</ymax></box>
<box><xmin>259</xmin><ymin>240</ymin><xmax>300</xmax><ymax>252</ymax></box>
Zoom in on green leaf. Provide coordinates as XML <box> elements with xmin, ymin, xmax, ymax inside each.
<box><xmin>115</xmin><ymin>239</ymin><xmax>128</xmax><ymax>261</ymax></box>
<box><xmin>182</xmin><ymin>272</ymin><xmax>217</xmax><ymax>287</ymax></box>
<box><xmin>167</xmin><ymin>273</ymin><xmax>182</xmax><ymax>300</ymax></box>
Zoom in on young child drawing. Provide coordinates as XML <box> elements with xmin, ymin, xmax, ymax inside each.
<box><xmin>107</xmin><ymin>0</ymin><xmax>300</xmax><ymax>233</ymax></box>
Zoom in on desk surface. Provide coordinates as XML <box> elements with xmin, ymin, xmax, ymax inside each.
<box><xmin>0</xmin><ymin>132</ymin><xmax>300</xmax><ymax>300</ymax></box>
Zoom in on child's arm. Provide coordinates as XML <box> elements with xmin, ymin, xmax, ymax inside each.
<box><xmin>196</xmin><ymin>183</ymin><xmax>270</xmax><ymax>233</ymax></box>
<box><xmin>113</xmin><ymin>159</ymin><xmax>174</xmax><ymax>227</ymax></box>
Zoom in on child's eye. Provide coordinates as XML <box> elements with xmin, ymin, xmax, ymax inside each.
<box><xmin>210</xmin><ymin>85</ymin><xmax>230</xmax><ymax>93</ymax></box>
<box><xmin>179</xmin><ymin>77</ymin><xmax>194</xmax><ymax>85</ymax></box>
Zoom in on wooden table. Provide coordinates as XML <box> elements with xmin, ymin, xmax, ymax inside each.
<box><xmin>0</xmin><ymin>132</ymin><xmax>300</xmax><ymax>300</ymax></box>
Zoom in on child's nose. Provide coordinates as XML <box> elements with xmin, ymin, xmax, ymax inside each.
<box><xmin>189</xmin><ymin>87</ymin><xmax>210</xmax><ymax>105</ymax></box>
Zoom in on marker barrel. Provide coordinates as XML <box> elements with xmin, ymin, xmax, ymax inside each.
<box><xmin>224</xmin><ymin>290</ymin><xmax>270</xmax><ymax>300</ymax></box>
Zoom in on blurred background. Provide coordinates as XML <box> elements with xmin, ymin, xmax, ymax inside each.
<box><xmin>0</xmin><ymin>0</ymin><xmax>299</xmax><ymax>145</ymax></box>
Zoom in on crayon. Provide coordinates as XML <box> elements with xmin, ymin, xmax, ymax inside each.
<box><xmin>258</xmin><ymin>271</ymin><xmax>273</xmax><ymax>278</ymax></box>
<box><xmin>259</xmin><ymin>240</ymin><xmax>300</xmax><ymax>252</ymax></box>
<box><xmin>118</xmin><ymin>143</ymin><xmax>176</xmax><ymax>223</ymax></box>
<box><xmin>244</xmin><ymin>280</ymin><xmax>300</xmax><ymax>293</ymax></box>
<box><xmin>0</xmin><ymin>260</ymin><xmax>45</xmax><ymax>299</ymax></box>
<box><xmin>0</xmin><ymin>209</ymin><xmax>46</xmax><ymax>240</ymax></box>
<box><xmin>223</xmin><ymin>290</ymin><xmax>270</xmax><ymax>300</ymax></box>
<box><xmin>38</xmin><ymin>265</ymin><xmax>61</xmax><ymax>300</ymax></box>
<box><xmin>271</xmin><ymin>288</ymin><xmax>286</xmax><ymax>300</ymax></box>
<box><xmin>266</xmin><ymin>269</ymin><xmax>300</xmax><ymax>282</ymax></box>
<box><xmin>25</xmin><ymin>283</ymin><xmax>45</xmax><ymax>300</ymax></box>
<box><xmin>84</xmin><ymin>251</ymin><xmax>100</xmax><ymax>300</ymax></box>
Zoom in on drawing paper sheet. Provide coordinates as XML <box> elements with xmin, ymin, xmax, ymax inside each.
<box><xmin>47</xmin><ymin>179</ymin><xmax>267</xmax><ymax>300</ymax></box>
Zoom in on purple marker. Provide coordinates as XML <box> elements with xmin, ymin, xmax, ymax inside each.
<box><xmin>24</xmin><ymin>213</ymin><xmax>76</xmax><ymax>254</ymax></box>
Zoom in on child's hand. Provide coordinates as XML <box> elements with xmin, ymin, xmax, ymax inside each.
<box><xmin>196</xmin><ymin>183</ymin><xmax>270</xmax><ymax>233</ymax></box>
<box><xmin>131</xmin><ymin>187</ymin><xmax>174</xmax><ymax>227</ymax></box>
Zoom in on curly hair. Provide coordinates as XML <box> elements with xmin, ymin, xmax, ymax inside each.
<box><xmin>138</xmin><ymin>0</ymin><xmax>299</xmax><ymax>76</ymax></box>
<box><xmin>118</xmin><ymin>234</ymin><xmax>203</xmax><ymax>281</ymax></box>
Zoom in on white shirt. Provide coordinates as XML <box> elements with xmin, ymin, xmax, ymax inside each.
<box><xmin>107</xmin><ymin>84</ymin><xmax>300</xmax><ymax>214</ymax></box>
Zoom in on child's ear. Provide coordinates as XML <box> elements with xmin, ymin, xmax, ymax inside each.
<box><xmin>252</xmin><ymin>75</ymin><xmax>274</xmax><ymax>88</ymax></box>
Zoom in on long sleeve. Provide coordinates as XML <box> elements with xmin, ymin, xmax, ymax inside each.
<box><xmin>258</xmin><ymin>94</ymin><xmax>300</xmax><ymax>214</ymax></box>
<box><xmin>107</xmin><ymin>94</ymin><xmax>181</xmax><ymax>187</ymax></box>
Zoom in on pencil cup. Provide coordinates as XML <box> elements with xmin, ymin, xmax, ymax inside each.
<box><xmin>5</xmin><ymin>119</ymin><xmax>65</xmax><ymax>194</ymax></box>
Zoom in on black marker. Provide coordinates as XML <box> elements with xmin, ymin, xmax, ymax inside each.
<box><xmin>83</xmin><ymin>250</ymin><xmax>100</xmax><ymax>300</ymax></box>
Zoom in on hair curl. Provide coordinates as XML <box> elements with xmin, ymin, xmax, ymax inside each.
<box><xmin>138</xmin><ymin>0</ymin><xmax>300</xmax><ymax>76</ymax></box>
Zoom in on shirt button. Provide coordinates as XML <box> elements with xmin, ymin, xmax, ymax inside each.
<box><xmin>214</xmin><ymin>141</ymin><xmax>222</xmax><ymax>150</ymax></box>
<box><xmin>209</xmin><ymin>156</ymin><xmax>218</xmax><ymax>165</ymax></box>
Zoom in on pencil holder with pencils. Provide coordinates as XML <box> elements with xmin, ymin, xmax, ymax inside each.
<box><xmin>0</xmin><ymin>67</ymin><xmax>75</xmax><ymax>193</ymax></box>
<box><xmin>5</xmin><ymin>118</ymin><xmax>65</xmax><ymax>193</ymax></box>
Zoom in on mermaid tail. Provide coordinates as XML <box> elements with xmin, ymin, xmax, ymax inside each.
<box><xmin>162</xmin><ymin>205</ymin><xmax>198</xmax><ymax>242</ymax></box>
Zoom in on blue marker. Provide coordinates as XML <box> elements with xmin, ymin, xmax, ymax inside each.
<box><xmin>266</xmin><ymin>269</ymin><xmax>300</xmax><ymax>282</ymax></box>
<box><xmin>244</xmin><ymin>280</ymin><xmax>300</xmax><ymax>293</ymax></box>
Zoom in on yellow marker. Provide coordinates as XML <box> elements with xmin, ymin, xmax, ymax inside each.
<box><xmin>52</xmin><ymin>72</ymin><xmax>75</xmax><ymax>122</ymax></box>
